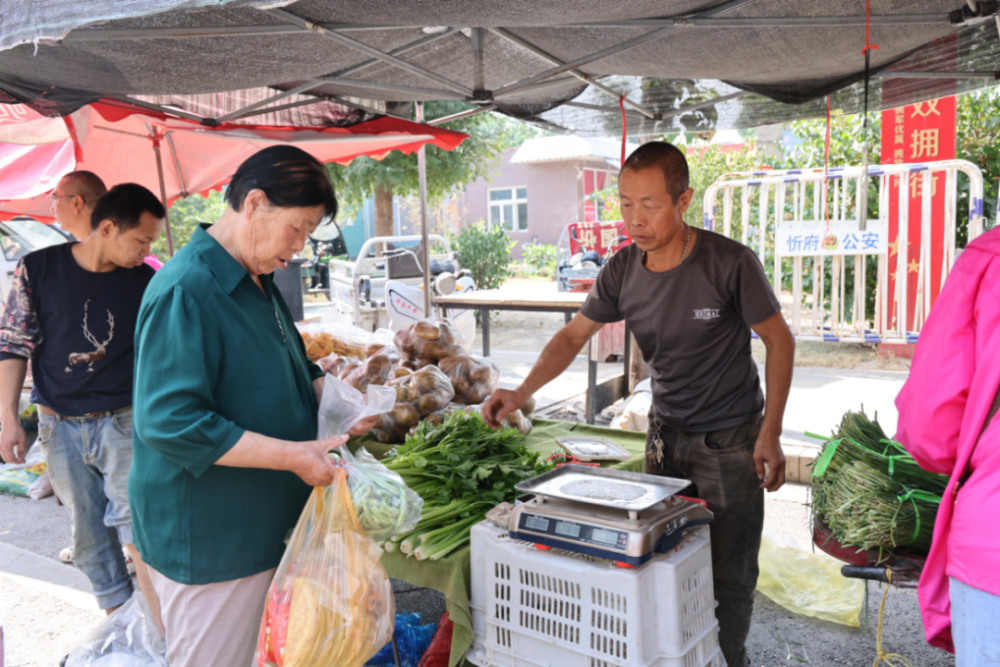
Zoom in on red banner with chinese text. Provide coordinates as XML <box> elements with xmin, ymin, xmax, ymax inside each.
<box><xmin>567</xmin><ymin>220</ymin><xmax>630</xmax><ymax>257</ymax></box>
<box><xmin>880</xmin><ymin>96</ymin><xmax>956</xmax><ymax>331</ymax></box>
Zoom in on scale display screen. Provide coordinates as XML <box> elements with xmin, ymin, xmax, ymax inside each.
<box><xmin>591</xmin><ymin>528</ymin><xmax>618</xmax><ymax>545</ymax></box>
<box><xmin>555</xmin><ymin>522</ymin><xmax>581</xmax><ymax>538</ymax></box>
<box><xmin>525</xmin><ymin>516</ymin><xmax>550</xmax><ymax>531</ymax></box>
<box><xmin>517</xmin><ymin>513</ymin><xmax>629</xmax><ymax>551</ymax></box>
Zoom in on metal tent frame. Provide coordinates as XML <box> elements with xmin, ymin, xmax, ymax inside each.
<box><xmin>44</xmin><ymin>1</ymin><xmax>999</xmax><ymax>130</ymax></box>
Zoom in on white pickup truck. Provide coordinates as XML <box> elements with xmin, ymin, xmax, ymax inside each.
<box><xmin>0</xmin><ymin>217</ymin><xmax>70</xmax><ymax>309</ymax></box>
<box><xmin>328</xmin><ymin>234</ymin><xmax>477</xmax><ymax>346</ymax></box>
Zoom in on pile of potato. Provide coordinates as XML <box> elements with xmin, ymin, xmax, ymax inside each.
<box><xmin>300</xmin><ymin>319</ymin><xmax>523</xmax><ymax>443</ymax></box>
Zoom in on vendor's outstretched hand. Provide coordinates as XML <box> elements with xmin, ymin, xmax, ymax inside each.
<box><xmin>482</xmin><ymin>388</ymin><xmax>527</xmax><ymax>429</ymax></box>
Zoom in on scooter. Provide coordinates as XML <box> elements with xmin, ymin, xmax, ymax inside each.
<box><xmin>382</xmin><ymin>248</ymin><xmax>477</xmax><ymax>347</ymax></box>
<box><xmin>556</xmin><ymin>225</ymin><xmax>630</xmax><ymax>292</ymax></box>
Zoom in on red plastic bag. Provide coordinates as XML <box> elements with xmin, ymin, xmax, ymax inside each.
<box><xmin>416</xmin><ymin>612</ymin><xmax>453</xmax><ymax>667</ymax></box>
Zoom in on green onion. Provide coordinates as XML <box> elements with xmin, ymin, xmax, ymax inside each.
<box><xmin>810</xmin><ymin>408</ymin><xmax>946</xmax><ymax>556</ymax></box>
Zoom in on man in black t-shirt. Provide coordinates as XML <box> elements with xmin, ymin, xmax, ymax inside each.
<box><xmin>0</xmin><ymin>184</ymin><xmax>165</xmax><ymax>617</ymax></box>
<box><xmin>484</xmin><ymin>142</ymin><xmax>795</xmax><ymax>667</ymax></box>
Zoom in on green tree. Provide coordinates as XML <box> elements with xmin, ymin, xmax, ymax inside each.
<box><xmin>153</xmin><ymin>190</ymin><xmax>226</xmax><ymax>261</ymax></box>
<box><xmin>956</xmin><ymin>87</ymin><xmax>1000</xmax><ymax>237</ymax></box>
<box><xmin>685</xmin><ymin>142</ymin><xmax>767</xmax><ymax>230</ymax></box>
<box><xmin>327</xmin><ymin>102</ymin><xmax>526</xmax><ymax>241</ymax></box>
<box><xmin>448</xmin><ymin>220</ymin><xmax>515</xmax><ymax>292</ymax></box>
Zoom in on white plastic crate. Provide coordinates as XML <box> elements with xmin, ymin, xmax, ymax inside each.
<box><xmin>468</xmin><ymin>521</ymin><xmax>724</xmax><ymax>667</ymax></box>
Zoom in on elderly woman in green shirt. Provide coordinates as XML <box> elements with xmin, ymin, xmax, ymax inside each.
<box><xmin>130</xmin><ymin>146</ymin><xmax>375</xmax><ymax>667</ymax></box>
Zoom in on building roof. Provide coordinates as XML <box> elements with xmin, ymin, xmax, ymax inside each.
<box><xmin>510</xmin><ymin>135</ymin><xmax>639</xmax><ymax>168</ymax></box>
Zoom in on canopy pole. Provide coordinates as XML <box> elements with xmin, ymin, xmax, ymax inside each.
<box><xmin>416</xmin><ymin>101</ymin><xmax>431</xmax><ymax>317</ymax></box>
<box><xmin>859</xmin><ymin>0</ymin><xmax>879</xmax><ymax>232</ymax></box>
<box><xmin>165</xmin><ymin>133</ymin><xmax>188</xmax><ymax>198</ymax></box>
<box><xmin>150</xmin><ymin>128</ymin><xmax>176</xmax><ymax>257</ymax></box>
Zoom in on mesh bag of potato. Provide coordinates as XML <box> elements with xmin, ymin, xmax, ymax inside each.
<box><xmin>297</xmin><ymin>323</ymin><xmax>372</xmax><ymax>363</ymax></box>
<box><xmin>257</xmin><ymin>470</ymin><xmax>395</xmax><ymax>667</ymax></box>
<box><xmin>371</xmin><ymin>366</ymin><xmax>455</xmax><ymax>443</ymax></box>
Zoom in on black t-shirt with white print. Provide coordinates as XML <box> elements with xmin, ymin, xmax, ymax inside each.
<box><xmin>0</xmin><ymin>243</ymin><xmax>154</xmax><ymax>416</ymax></box>
<box><xmin>581</xmin><ymin>229</ymin><xmax>781</xmax><ymax>432</ymax></box>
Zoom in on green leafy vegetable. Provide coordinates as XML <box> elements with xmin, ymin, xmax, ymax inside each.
<box><xmin>382</xmin><ymin>411</ymin><xmax>551</xmax><ymax>560</ymax></box>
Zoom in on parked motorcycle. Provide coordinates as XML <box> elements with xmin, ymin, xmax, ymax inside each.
<box><xmin>302</xmin><ymin>221</ymin><xmax>347</xmax><ymax>296</ymax></box>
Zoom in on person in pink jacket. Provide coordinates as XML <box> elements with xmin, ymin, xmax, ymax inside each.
<box><xmin>895</xmin><ymin>225</ymin><xmax>1000</xmax><ymax>664</ymax></box>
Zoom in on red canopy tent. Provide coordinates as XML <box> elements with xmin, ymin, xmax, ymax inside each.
<box><xmin>0</xmin><ymin>96</ymin><xmax>467</xmax><ymax>252</ymax></box>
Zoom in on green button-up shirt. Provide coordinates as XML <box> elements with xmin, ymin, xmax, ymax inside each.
<box><xmin>131</xmin><ymin>225</ymin><xmax>323</xmax><ymax>585</ymax></box>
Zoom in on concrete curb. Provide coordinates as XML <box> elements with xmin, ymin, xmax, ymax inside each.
<box><xmin>781</xmin><ymin>442</ymin><xmax>820</xmax><ymax>485</ymax></box>
<box><xmin>0</xmin><ymin>542</ymin><xmax>99</xmax><ymax>615</ymax></box>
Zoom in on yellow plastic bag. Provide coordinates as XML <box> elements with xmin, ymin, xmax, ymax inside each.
<box><xmin>756</xmin><ymin>533</ymin><xmax>864</xmax><ymax>627</ymax></box>
<box><xmin>257</xmin><ymin>469</ymin><xmax>395</xmax><ymax>667</ymax></box>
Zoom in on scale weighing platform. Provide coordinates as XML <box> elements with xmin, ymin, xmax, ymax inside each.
<box><xmin>507</xmin><ymin>465</ymin><xmax>713</xmax><ymax>567</ymax></box>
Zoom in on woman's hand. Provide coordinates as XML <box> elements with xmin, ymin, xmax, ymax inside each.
<box><xmin>289</xmin><ymin>436</ymin><xmax>348</xmax><ymax>486</ymax></box>
<box><xmin>347</xmin><ymin>414</ymin><xmax>381</xmax><ymax>437</ymax></box>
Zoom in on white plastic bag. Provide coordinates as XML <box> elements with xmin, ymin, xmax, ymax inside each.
<box><xmin>333</xmin><ymin>447</ymin><xmax>424</xmax><ymax>542</ymax></box>
<box><xmin>318</xmin><ymin>375</ymin><xmax>396</xmax><ymax>438</ymax></box>
<box><xmin>64</xmin><ymin>592</ymin><xmax>167</xmax><ymax>667</ymax></box>
<box><xmin>26</xmin><ymin>471</ymin><xmax>53</xmax><ymax>500</ymax></box>
<box><xmin>609</xmin><ymin>378</ymin><xmax>653</xmax><ymax>431</ymax></box>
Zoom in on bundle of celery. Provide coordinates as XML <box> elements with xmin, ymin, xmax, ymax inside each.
<box><xmin>381</xmin><ymin>410</ymin><xmax>550</xmax><ymax>561</ymax></box>
<box><xmin>810</xmin><ymin>409</ymin><xmax>946</xmax><ymax>555</ymax></box>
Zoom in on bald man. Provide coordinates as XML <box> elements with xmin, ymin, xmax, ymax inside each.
<box><xmin>49</xmin><ymin>171</ymin><xmax>107</xmax><ymax>240</ymax></box>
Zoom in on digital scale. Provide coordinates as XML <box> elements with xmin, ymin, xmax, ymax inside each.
<box><xmin>507</xmin><ymin>465</ymin><xmax>713</xmax><ymax>567</ymax></box>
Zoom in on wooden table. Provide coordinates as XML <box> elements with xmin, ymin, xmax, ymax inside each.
<box><xmin>434</xmin><ymin>284</ymin><xmax>630</xmax><ymax>423</ymax></box>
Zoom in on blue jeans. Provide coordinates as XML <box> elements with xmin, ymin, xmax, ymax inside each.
<box><xmin>951</xmin><ymin>577</ymin><xmax>1000</xmax><ymax>665</ymax></box>
<box><xmin>37</xmin><ymin>407</ymin><xmax>134</xmax><ymax>610</ymax></box>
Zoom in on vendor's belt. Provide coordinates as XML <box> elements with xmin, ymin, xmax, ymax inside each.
<box><xmin>38</xmin><ymin>405</ymin><xmax>130</xmax><ymax>422</ymax></box>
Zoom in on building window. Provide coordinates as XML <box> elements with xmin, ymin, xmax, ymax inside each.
<box><xmin>489</xmin><ymin>187</ymin><xmax>528</xmax><ymax>231</ymax></box>
<box><xmin>584</xmin><ymin>168</ymin><xmax>618</xmax><ymax>222</ymax></box>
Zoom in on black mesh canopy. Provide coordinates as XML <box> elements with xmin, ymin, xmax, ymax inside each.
<box><xmin>0</xmin><ymin>0</ymin><xmax>996</xmax><ymax>130</ymax></box>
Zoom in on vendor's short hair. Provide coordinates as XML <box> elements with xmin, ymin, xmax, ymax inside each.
<box><xmin>90</xmin><ymin>183</ymin><xmax>166</xmax><ymax>231</ymax></box>
<box><xmin>225</xmin><ymin>145</ymin><xmax>339</xmax><ymax>221</ymax></box>
<box><xmin>621</xmin><ymin>142</ymin><xmax>690</xmax><ymax>203</ymax></box>
<box><xmin>61</xmin><ymin>170</ymin><xmax>107</xmax><ymax>207</ymax></box>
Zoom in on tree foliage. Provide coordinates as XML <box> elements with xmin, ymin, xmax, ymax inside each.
<box><xmin>327</xmin><ymin>102</ymin><xmax>528</xmax><ymax>215</ymax></box>
<box><xmin>521</xmin><ymin>242</ymin><xmax>558</xmax><ymax>274</ymax></box>
<box><xmin>685</xmin><ymin>142</ymin><xmax>766</xmax><ymax>230</ymax></box>
<box><xmin>449</xmin><ymin>220</ymin><xmax>515</xmax><ymax>292</ymax></box>
<box><xmin>956</xmin><ymin>87</ymin><xmax>1000</xmax><ymax>232</ymax></box>
<box><xmin>153</xmin><ymin>190</ymin><xmax>226</xmax><ymax>261</ymax></box>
